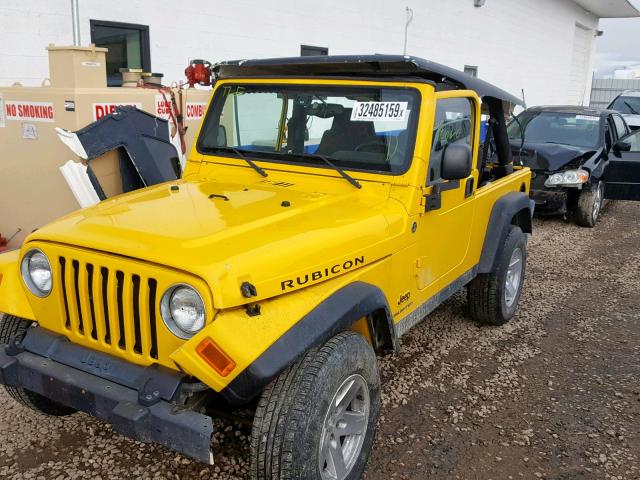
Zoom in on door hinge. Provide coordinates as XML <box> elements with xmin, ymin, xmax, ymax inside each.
<box><xmin>423</xmin><ymin>180</ymin><xmax>460</xmax><ymax>212</ymax></box>
<box><xmin>424</xmin><ymin>188</ymin><xmax>442</xmax><ymax>211</ymax></box>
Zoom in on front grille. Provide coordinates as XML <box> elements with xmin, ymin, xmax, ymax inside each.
<box><xmin>58</xmin><ymin>256</ymin><xmax>159</xmax><ymax>360</ymax></box>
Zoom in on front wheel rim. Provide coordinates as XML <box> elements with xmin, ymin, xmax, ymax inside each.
<box><xmin>319</xmin><ymin>374</ymin><xmax>370</xmax><ymax>480</ymax></box>
<box><xmin>592</xmin><ymin>182</ymin><xmax>603</xmax><ymax>222</ymax></box>
<box><xmin>504</xmin><ymin>247</ymin><xmax>523</xmax><ymax>308</ymax></box>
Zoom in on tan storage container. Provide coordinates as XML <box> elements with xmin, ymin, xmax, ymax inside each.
<box><xmin>0</xmin><ymin>45</ymin><xmax>212</xmax><ymax>249</ymax></box>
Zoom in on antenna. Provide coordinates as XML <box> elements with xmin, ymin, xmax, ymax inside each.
<box><xmin>403</xmin><ymin>7</ymin><xmax>414</xmax><ymax>55</ymax></box>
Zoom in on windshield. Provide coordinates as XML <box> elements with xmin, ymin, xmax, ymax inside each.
<box><xmin>507</xmin><ymin>111</ymin><xmax>600</xmax><ymax>149</ymax></box>
<box><xmin>197</xmin><ymin>84</ymin><xmax>420</xmax><ymax>174</ymax></box>
<box><xmin>609</xmin><ymin>95</ymin><xmax>640</xmax><ymax>115</ymax></box>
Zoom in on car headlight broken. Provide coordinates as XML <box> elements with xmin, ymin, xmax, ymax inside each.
<box><xmin>160</xmin><ymin>284</ymin><xmax>206</xmax><ymax>339</ymax></box>
<box><xmin>544</xmin><ymin>169</ymin><xmax>589</xmax><ymax>187</ymax></box>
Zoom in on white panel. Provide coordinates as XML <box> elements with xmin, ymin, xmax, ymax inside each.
<box><xmin>0</xmin><ymin>0</ymin><xmax>602</xmax><ymax>106</ymax></box>
<box><xmin>58</xmin><ymin>160</ymin><xmax>100</xmax><ymax>208</ymax></box>
<box><xmin>567</xmin><ymin>24</ymin><xmax>593</xmax><ymax>105</ymax></box>
<box><xmin>572</xmin><ymin>0</ymin><xmax>640</xmax><ymax>18</ymax></box>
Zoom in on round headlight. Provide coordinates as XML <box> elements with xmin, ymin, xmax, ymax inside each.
<box><xmin>160</xmin><ymin>284</ymin><xmax>206</xmax><ymax>339</ymax></box>
<box><xmin>21</xmin><ymin>249</ymin><xmax>52</xmax><ymax>297</ymax></box>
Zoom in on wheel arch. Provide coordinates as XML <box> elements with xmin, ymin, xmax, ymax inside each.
<box><xmin>220</xmin><ymin>281</ymin><xmax>395</xmax><ymax>405</ymax></box>
<box><xmin>478</xmin><ymin>191</ymin><xmax>533</xmax><ymax>274</ymax></box>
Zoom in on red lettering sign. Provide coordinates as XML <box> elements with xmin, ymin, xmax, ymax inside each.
<box><xmin>185</xmin><ymin>102</ymin><xmax>207</xmax><ymax>120</ymax></box>
<box><xmin>92</xmin><ymin>102</ymin><xmax>142</xmax><ymax>121</ymax></box>
<box><xmin>5</xmin><ymin>101</ymin><xmax>54</xmax><ymax>122</ymax></box>
<box><xmin>155</xmin><ymin>95</ymin><xmax>172</xmax><ymax>119</ymax></box>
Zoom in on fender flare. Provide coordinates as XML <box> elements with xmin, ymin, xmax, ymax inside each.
<box><xmin>0</xmin><ymin>250</ymin><xmax>35</xmax><ymax>320</ymax></box>
<box><xmin>220</xmin><ymin>281</ymin><xmax>393</xmax><ymax>405</ymax></box>
<box><xmin>478</xmin><ymin>191</ymin><xmax>533</xmax><ymax>274</ymax></box>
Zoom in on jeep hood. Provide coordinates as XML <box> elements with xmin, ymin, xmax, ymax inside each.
<box><xmin>26</xmin><ymin>177</ymin><xmax>398</xmax><ymax>308</ymax></box>
<box><xmin>510</xmin><ymin>141</ymin><xmax>597</xmax><ymax>171</ymax></box>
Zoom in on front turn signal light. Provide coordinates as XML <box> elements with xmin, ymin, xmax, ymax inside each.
<box><xmin>196</xmin><ymin>338</ymin><xmax>236</xmax><ymax>377</ymax></box>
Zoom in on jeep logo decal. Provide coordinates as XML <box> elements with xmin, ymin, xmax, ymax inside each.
<box><xmin>280</xmin><ymin>256</ymin><xmax>365</xmax><ymax>290</ymax></box>
<box><xmin>81</xmin><ymin>354</ymin><xmax>113</xmax><ymax>374</ymax></box>
<box><xmin>398</xmin><ymin>291</ymin><xmax>411</xmax><ymax>306</ymax></box>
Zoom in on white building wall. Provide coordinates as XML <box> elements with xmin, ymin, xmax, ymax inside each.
<box><xmin>0</xmin><ymin>0</ymin><xmax>599</xmax><ymax>107</ymax></box>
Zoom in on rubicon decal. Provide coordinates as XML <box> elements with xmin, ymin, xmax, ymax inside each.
<box><xmin>280</xmin><ymin>256</ymin><xmax>365</xmax><ymax>290</ymax></box>
<box><xmin>5</xmin><ymin>101</ymin><xmax>54</xmax><ymax>122</ymax></box>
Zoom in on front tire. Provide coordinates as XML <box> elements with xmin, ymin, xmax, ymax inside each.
<box><xmin>468</xmin><ymin>225</ymin><xmax>527</xmax><ymax>326</ymax></box>
<box><xmin>0</xmin><ymin>314</ymin><xmax>76</xmax><ymax>416</ymax></box>
<box><xmin>251</xmin><ymin>332</ymin><xmax>380</xmax><ymax>480</ymax></box>
<box><xmin>575</xmin><ymin>181</ymin><xmax>603</xmax><ymax>228</ymax></box>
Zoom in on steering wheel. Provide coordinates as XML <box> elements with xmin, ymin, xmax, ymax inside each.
<box><xmin>354</xmin><ymin>140</ymin><xmax>388</xmax><ymax>153</ymax></box>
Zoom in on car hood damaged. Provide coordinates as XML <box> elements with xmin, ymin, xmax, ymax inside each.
<box><xmin>511</xmin><ymin>142</ymin><xmax>599</xmax><ymax>172</ymax></box>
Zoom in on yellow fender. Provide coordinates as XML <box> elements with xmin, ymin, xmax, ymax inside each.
<box><xmin>0</xmin><ymin>250</ymin><xmax>35</xmax><ymax>320</ymax></box>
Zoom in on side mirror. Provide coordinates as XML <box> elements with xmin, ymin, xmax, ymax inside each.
<box><xmin>613</xmin><ymin>140</ymin><xmax>631</xmax><ymax>152</ymax></box>
<box><xmin>441</xmin><ymin>144</ymin><xmax>472</xmax><ymax>180</ymax></box>
<box><xmin>217</xmin><ymin>125</ymin><xmax>228</xmax><ymax>147</ymax></box>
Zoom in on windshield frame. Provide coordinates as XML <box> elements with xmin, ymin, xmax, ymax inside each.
<box><xmin>507</xmin><ymin>110</ymin><xmax>603</xmax><ymax>149</ymax></box>
<box><xmin>195</xmin><ymin>80</ymin><xmax>422</xmax><ymax>177</ymax></box>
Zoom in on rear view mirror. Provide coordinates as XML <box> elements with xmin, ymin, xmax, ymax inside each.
<box><xmin>441</xmin><ymin>144</ymin><xmax>472</xmax><ymax>180</ymax></box>
<box><xmin>305</xmin><ymin>102</ymin><xmax>345</xmax><ymax>118</ymax></box>
<box><xmin>613</xmin><ymin>140</ymin><xmax>631</xmax><ymax>152</ymax></box>
<box><xmin>217</xmin><ymin>125</ymin><xmax>228</xmax><ymax>147</ymax></box>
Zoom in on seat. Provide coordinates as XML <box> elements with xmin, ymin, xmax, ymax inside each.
<box><xmin>316</xmin><ymin>109</ymin><xmax>378</xmax><ymax>156</ymax></box>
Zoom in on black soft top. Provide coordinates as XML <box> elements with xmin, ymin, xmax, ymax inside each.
<box><xmin>214</xmin><ymin>54</ymin><xmax>523</xmax><ymax>106</ymax></box>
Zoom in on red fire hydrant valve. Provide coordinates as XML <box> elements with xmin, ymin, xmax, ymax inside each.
<box><xmin>185</xmin><ymin>60</ymin><xmax>213</xmax><ymax>87</ymax></box>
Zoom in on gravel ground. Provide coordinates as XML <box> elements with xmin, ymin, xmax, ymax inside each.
<box><xmin>0</xmin><ymin>200</ymin><xmax>639</xmax><ymax>480</ymax></box>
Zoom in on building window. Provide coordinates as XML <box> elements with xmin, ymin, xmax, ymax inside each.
<box><xmin>301</xmin><ymin>45</ymin><xmax>328</xmax><ymax>56</ymax></box>
<box><xmin>90</xmin><ymin>20</ymin><xmax>151</xmax><ymax>86</ymax></box>
<box><xmin>464</xmin><ymin>65</ymin><xmax>478</xmax><ymax>77</ymax></box>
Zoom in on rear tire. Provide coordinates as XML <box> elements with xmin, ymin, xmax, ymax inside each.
<box><xmin>0</xmin><ymin>314</ymin><xmax>76</xmax><ymax>416</ymax></box>
<box><xmin>251</xmin><ymin>332</ymin><xmax>380</xmax><ymax>480</ymax></box>
<box><xmin>575</xmin><ymin>181</ymin><xmax>603</xmax><ymax>228</ymax></box>
<box><xmin>468</xmin><ymin>225</ymin><xmax>527</xmax><ymax>326</ymax></box>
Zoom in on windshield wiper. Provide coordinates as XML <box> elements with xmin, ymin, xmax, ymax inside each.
<box><xmin>205</xmin><ymin>146</ymin><xmax>268</xmax><ymax>177</ymax></box>
<box><xmin>292</xmin><ymin>153</ymin><xmax>361</xmax><ymax>189</ymax></box>
<box><xmin>623</xmin><ymin>101</ymin><xmax>640</xmax><ymax>115</ymax></box>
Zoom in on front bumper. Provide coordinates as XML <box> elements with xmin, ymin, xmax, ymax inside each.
<box><xmin>0</xmin><ymin>327</ymin><xmax>214</xmax><ymax>464</ymax></box>
<box><xmin>530</xmin><ymin>188</ymin><xmax>568</xmax><ymax>213</ymax></box>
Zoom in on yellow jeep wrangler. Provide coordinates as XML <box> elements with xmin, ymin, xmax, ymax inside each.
<box><xmin>0</xmin><ymin>56</ymin><xmax>532</xmax><ymax>479</ymax></box>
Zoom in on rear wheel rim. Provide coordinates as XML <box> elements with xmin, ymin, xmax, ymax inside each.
<box><xmin>592</xmin><ymin>182</ymin><xmax>603</xmax><ymax>222</ymax></box>
<box><xmin>319</xmin><ymin>374</ymin><xmax>370</xmax><ymax>480</ymax></box>
<box><xmin>504</xmin><ymin>247</ymin><xmax>523</xmax><ymax>308</ymax></box>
